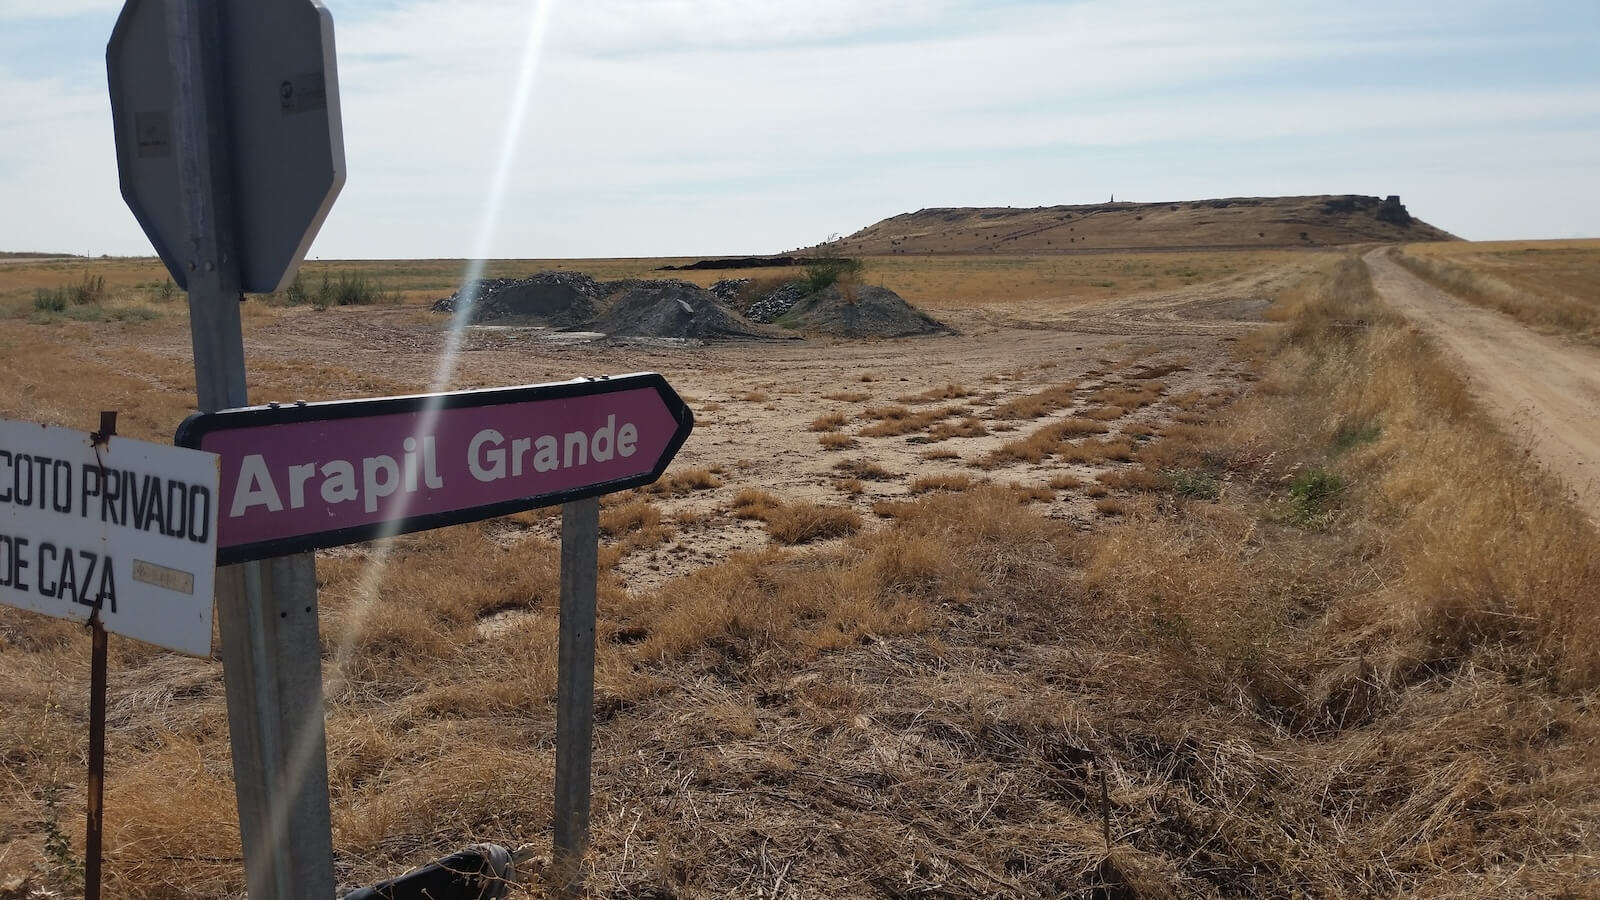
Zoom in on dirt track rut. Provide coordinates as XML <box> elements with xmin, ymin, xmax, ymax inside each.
<box><xmin>1365</xmin><ymin>249</ymin><xmax>1600</xmax><ymax>522</ymax></box>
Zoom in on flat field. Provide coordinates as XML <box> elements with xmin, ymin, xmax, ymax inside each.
<box><xmin>1393</xmin><ymin>238</ymin><xmax>1600</xmax><ymax>341</ymax></box>
<box><xmin>1</xmin><ymin>247</ymin><xmax>1595</xmax><ymax>898</ymax></box>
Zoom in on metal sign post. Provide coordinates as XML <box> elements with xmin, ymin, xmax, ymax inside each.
<box><xmin>553</xmin><ymin>497</ymin><xmax>599</xmax><ymax>895</ymax></box>
<box><xmin>84</xmin><ymin>412</ymin><xmax>116</xmax><ymax>900</ymax></box>
<box><xmin>106</xmin><ymin>1</ymin><xmax>344</xmax><ymax>897</ymax></box>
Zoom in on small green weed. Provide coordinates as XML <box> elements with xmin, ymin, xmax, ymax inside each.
<box><xmin>41</xmin><ymin>782</ymin><xmax>82</xmax><ymax>890</ymax></box>
<box><xmin>1167</xmin><ymin>468</ymin><xmax>1221</xmax><ymax>500</ymax></box>
<box><xmin>1331</xmin><ymin>422</ymin><xmax>1381</xmax><ymax>454</ymax></box>
<box><xmin>1285</xmin><ymin>468</ymin><xmax>1344</xmax><ymax>527</ymax></box>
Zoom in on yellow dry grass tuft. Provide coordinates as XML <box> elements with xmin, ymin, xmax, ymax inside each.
<box><xmin>730</xmin><ymin>488</ymin><xmax>782</xmax><ymax>520</ymax></box>
<box><xmin>924</xmin><ymin>416</ymin><xmax>989</xmax><ymax>441</ymax></box>
<box><xmin>988</xmin><ymin>382</ymin><xmax>1078</xmax><ymax>420</ymax></box>
<box><xmin>831</xmin><ymin>458</ymin><xmax>897</xmax><ymax>481</ymax></box>
<box><xmin>764</xmin><ymin>501</ymin><xmax>863</xmax><ymax>545</ymax></box>
<box><xmin>1093</xmin><ymin>497</ymin><xmax>1127</xmax><ymax>515</ymax></box>
<box><xmin>980</xmin><ymin>418</ymin><xmax>1111</xmax><ymax>466</ymax></box>
<box><xmin>818</xmin><ymin>432</ymin><xmax>857</xmax><ymax>450</ymax></box>
<box><xmin>809</xmin><ymin>412</ymin><xmax>848</xmax><ymax>431</ymax></box>
<box><xmin>639</xmin><ymin>467</ymin><xmax>722</xmax><ymax>496</ymax></box>
<box><xmin>894</xmin><ymin>383</ymin><xmax>971</xmax><ymax>404</ymax></box>
<box><xmin>908</xmin><ymin>474</ymin><xmax>975</xmax><ymax>494</ymax></box>
<box><xmin>857</xmin><ymin>404</ymin><xmax>964</xmax><ymax>437</ymax></box>
<box><xmin>1086</xmin><ymin>382</ymin><xmax>1164</xmax><ymax>409</ymax></box>
<box><xmin>1095</xmin><ymin>467</ymin><xmax>1170</xmax><ymax>492</ymax></box>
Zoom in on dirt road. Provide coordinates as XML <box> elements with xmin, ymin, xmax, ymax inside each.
<box><xmin>1366</xmin><ymin>249</ymin><xmax>1600</xmax><ymax>521</ymax></box>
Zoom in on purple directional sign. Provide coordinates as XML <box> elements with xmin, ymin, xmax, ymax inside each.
<box><xmin>107</xmin><ymin>0</ymin><xmax>345</xmax><ymax>293</ymax></box>
<box><xmin>176</xmin><ymin>374</ymin><xmax>694</xmax><ymax>564</ymax></box>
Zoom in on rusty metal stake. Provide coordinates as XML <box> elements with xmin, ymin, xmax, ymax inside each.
<box><xmin>86</xmin><ymin>615</ymin><xmax>107</xmax><ymax>900</ymax></box>
<box><xmin>85</xmin><ymin>410</ymin><xmax>116</xmax><ymax>900</ymax></box>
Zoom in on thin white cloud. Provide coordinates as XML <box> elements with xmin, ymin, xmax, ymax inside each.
<box><xmin>0</xmin><ymin>0</ymin><xmax>119</xmax><ymax>21</ymax></box>
<box><xmin>1</xmin><ymin>0</ymin><xmax>1595</xmax><ymax>256</ymax></box>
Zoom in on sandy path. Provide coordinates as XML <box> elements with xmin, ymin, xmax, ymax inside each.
<box><xmin>1365</xmin><ymin>249</ymin><xmax>1600</xmax><ymax>521</ymax></box>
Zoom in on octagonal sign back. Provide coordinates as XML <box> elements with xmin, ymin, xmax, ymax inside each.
<box><xmin>108</xmin><ymin>0</ymin><xmax>346</xmax><ymax>294</ymax></box>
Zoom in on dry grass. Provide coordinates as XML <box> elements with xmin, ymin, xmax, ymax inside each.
<box><xmin>894</xmin><ymin>383</ymin><xmax>970</xmax><ymax>404</ymax></box>
<box><xmin>988</xmin><ymin>382</ymin><xmax>1078</xmax><ymax>420</ymax></box>
<box><xmin>919</xmin><ymin>447</ymin><xmax>962</xmax><ymax>461</ymax></box>
<box><xmin>833</xmin><ymin>478</ymin><xmax>865</xmax><ymax>496</ymax></box>
<box><xmin>822</xmin><ymin>390</ymin><xmax>870</xmax><ymax>402</ymax></box>
<box><xmin>817</xmin><ymin>432</ymin><xmax>856</xmax><ymax>450</ymax></box>
<box><xmin>763</xmin><ymin>501</ymin><xmax>863</xmax><ymax>545</ymax></box>
<box><xmin>980</xmin><ymin>418</ymin><xmax>1111</xmax><ymax>466</ymax></box>
<box><xmin>809</xmin><ymin>411</ymin><xmax>847</xmax><ymax>431</ymax></box>
<box><xmin>831</xmin><ymin>458</ymin><xmax>897</xmax><ymax>481</ymax></box>
<box><xmin>908</xmin><ymin>474</ymin><xmax>975</xmax><ymax>494</ymax></box>
<box><xmin>740</xmin><ymin>390</ymin><xmax>770</xmax><ymax>403</ymax></box>
<box><xmin>730</xmin><ymin>488</ymin><xmax>782</xmax><ymax>520</ymax></box>
<box><xmin>638</xmin><ymin>467</ymin><xmax>722</xmax><ymax>496</ymax></box>
<box><xmin>923</xmin><ymin>416</ymin><xmax>988</xmax><ymax>441</ymax></box>
<box><xmin>1396</xmin><ymin>241</ymin><xmax>1600</xmax><ymax>343</ymax></box>
<box><xmin>1047</xmin><ymin>473</ymin><xmax>1082</xmax><ymax>490</ymax></box>
<box><xmin>1095</xmin><ymin>467</ymin><xmax>1170</xmax><ymax>492</ymax></box>
<box><xmin>599</xmin><ymin>499</ymin><xmax>663</xmax><ymax>539</ymax></box>
<box><xmin>857</xmin><ymin>404</ymin><xmax>963</xmax><ymax>437</ymax></box>
<box><xmin>1058</xmin><ymin>437</ymin><xmax>1135</xmax><ymax>464</ymax></box>
<box><xmin>1092</xmin><ymin>497</ymin><xmax>1127</xmax><ymax>515</ymax></box>
<box><xmin>1079</xmin><ymin>405</ymin><xmax>1126</xmax><ymax>420</ymax></box>
<box><xmin>1005</xmin><ymin>483</ymin><xmax>1054</xmax><ymax>503</ymax></box>
<box><xmin>1085</xmin><ymin>382</ymin><xmax>1164</xmax><ymax>409</ymax></box>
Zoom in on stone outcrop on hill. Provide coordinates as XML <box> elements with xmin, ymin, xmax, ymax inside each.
<box><xmin>801</xmin><ymin>194</ymin><xmax>1457</xmax><ymax>255</ymax></box>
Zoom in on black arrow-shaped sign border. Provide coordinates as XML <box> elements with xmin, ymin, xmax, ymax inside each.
<box><xmin>176</xmin><ymin>372</ymin><xmax>694</xmax><ymax>564</ymax></box>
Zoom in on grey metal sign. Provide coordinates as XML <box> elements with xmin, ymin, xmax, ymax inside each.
<box><xmin>107</xmin><ymin>0</ymin><xmax>346</xmax><ymax>294</ymax></box>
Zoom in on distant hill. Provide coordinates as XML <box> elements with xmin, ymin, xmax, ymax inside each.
<box><xmin>807</xmin><ymin>195</ymin><xmax>1457</xmax><ymax>255</ymax></box>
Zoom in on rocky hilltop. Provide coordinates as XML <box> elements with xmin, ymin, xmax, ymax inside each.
<box><xmin>809</xmin><ymin>195</ymin><xmax>1457</xmax><ymax>255</ymax></box>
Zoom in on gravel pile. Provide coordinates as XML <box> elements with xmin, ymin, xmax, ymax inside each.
<box><xmin>430</xmin><ymin>271</ymin><xmax>605</xmax><ymax>327</ymax></box>
<box><xmin>742</xmin><ymin>282</ymin><xmax>807</xmax><ymax>323</ymax></box>
<box><xmin>779</xmin><ymin>284</ymin><xmax>952</xmax><ymax>338</ymax></box>
<box><xmin>709</xmin><ymin>279</ymin><xmax>749</xmax><ymax>303</ymax></box>
<box><xmin>593</xmin><ymin>280</ymin><xmax>784</xmax><ymax>341</ymax></box>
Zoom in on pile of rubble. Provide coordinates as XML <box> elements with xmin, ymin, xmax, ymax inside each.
<box><xmin>734</xmin><ymin>281</ymin><xmax>807</xmax><ymax>323</ymax></box>
<box><xmin>429</xmin><ymin>270</ymin><xmax>951</xmax><ymax>341</ymax></box>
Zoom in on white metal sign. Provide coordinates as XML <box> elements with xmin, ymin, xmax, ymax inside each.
<box><xmin>0</xmin><ymin>419</ymin><xmax>219</xmax><ymax>656</ymax></box>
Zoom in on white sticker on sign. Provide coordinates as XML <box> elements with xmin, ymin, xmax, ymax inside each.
<box><xmin>0</xmin><ymin>419</ymin><xmax>219</xmax><ymax>656</ymax></box>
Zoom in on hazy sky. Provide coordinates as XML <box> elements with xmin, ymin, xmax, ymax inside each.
<box><xmin>2</xmin><ymin>0</ymin><xmax>1596</xmax><ymax>259</ymax></box>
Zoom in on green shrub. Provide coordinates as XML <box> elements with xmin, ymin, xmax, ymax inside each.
<box><xmin>290</xmin><ymin>270</ymin><xmax>398</xmax><ymax>309</ymax></box>
<box><xmin>799</xmin><ymin>255</ymin><xmax>865</xmax><ymax>294</ymax></box>
<box><xmin>68</xmin><ymin>273</ymin><xmax>106</xmax><ymax>305</ymax></box>
<box><xmin>33</xmin><ymin>288</ymin><xmax>66</xmax><ymax>312</ymax></box>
